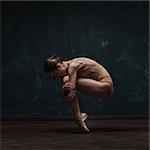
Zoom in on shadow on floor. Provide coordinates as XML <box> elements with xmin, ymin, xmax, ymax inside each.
<box><xmin>46</xmin><ymin>126</ymin><xmax>149</xmax><ymax>134</ymax></box>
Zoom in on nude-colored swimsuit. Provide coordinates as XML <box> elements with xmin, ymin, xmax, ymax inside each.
<box><xmin>77</xmin><ymin>63</ymin><xmax>114</xmax><ymax>93</ymax></box>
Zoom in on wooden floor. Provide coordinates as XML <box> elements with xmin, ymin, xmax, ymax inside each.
<box><xmin>1</xmin><ymin>118</ymin><xmax>149</xmax><ymax>150</ymax></box>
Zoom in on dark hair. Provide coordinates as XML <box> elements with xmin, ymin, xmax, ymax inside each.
<box><xmin>44</xmin><ymin>54</ymin><xmax>62</xmax><ymax>74</ymax></box>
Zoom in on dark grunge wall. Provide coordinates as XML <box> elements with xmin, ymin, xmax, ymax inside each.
<box><xmin>1</xmin><ymin>1</ymin><xmax>149</xmax><ymax>117</ymax></box>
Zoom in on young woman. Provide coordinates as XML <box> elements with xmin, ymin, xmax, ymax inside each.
<box><xmin>44</xmin><ymin>54</ymin><xmax>114</xmax><ymax>133</ymax></box>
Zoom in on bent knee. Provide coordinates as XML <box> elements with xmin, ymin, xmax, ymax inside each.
<box><xmin>98</xmin><ymin>83</ymin><xmax>114</xmax><ymax>99</ymax></box>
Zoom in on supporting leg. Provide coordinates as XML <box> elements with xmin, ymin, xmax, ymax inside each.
<box><xmin>61</xmin><ymin>76</ymin><xmax>89</xmax><ymax>133</ymax></box>
<box><xmin>68</xmin><ymin>96</ymin><xmax>90</xmax><ymax>133</ymax></box>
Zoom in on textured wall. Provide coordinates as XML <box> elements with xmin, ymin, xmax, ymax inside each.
<box><xmin>1</xmin><ymin>1</ymin><xmax>149</xmax><ymax>117</ymax></box>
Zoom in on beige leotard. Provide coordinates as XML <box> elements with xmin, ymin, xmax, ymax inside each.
<box><xmin>75</xmin><ymin>58</ymin><xmax>113</xmax><ymax>85</ymax></box>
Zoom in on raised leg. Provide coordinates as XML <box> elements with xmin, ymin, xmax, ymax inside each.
<box><xmin>76</xmin><ymin>78</ymin><xmax>114</xmax><ymax>98</ymax></box>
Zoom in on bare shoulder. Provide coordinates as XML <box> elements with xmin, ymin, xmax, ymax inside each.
<box><xmin>69</xmin><ymin>57</ymin><xmax>84</xmax><ymax>69</ymax></box>
<box><xmin>68</xmin><ymin>57</ymin><xmax>101</xmax><ymax>72</ymax></box>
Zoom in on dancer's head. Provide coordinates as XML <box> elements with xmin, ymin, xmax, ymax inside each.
<box><xmin>44</xmin><ymin>54</ymin><xmax>68</xmax><ymax>79</ymax></box>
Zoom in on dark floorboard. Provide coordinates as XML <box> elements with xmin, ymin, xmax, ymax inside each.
<box><xmin>1</xmin><ymin>119</ymin><xmax>149</xmax><ymax>150</ymax></box>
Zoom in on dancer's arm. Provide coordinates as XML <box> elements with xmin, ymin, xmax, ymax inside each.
<box><xmin>62</xmin><ymin>63</ymin><xmax>79</xmax><ymax>101</ymax></box>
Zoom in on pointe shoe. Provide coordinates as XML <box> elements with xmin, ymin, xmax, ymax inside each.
<box><xmin>75</xmin><ymin>117</ymin><xmax>90</xmax><ymax>134</ymax></box>
<box><xmin>81</xmin><ymin>113</ymin><xmax>88</xmax><ymax>122</ymax></box>
<box><xmin>80</xmin><ymin>122</ymin><xmax>90</xmax><ymax>133</ymax></box>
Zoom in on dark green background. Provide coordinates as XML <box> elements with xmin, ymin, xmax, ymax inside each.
<box><xmin>1</xmin><ymin>1</ymin><xmax>149</xmax><ymax>117</ymax></box>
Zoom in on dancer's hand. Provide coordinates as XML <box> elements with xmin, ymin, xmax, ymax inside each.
<box><xmin>63</xmin><ymin>82</ymin><xmax>75</xmax><ymax>91</ymax></box>
<box><xmin>61</xmin><ymin>82</ymin><xmax>76</xmax><ymax>101</ymax></box>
